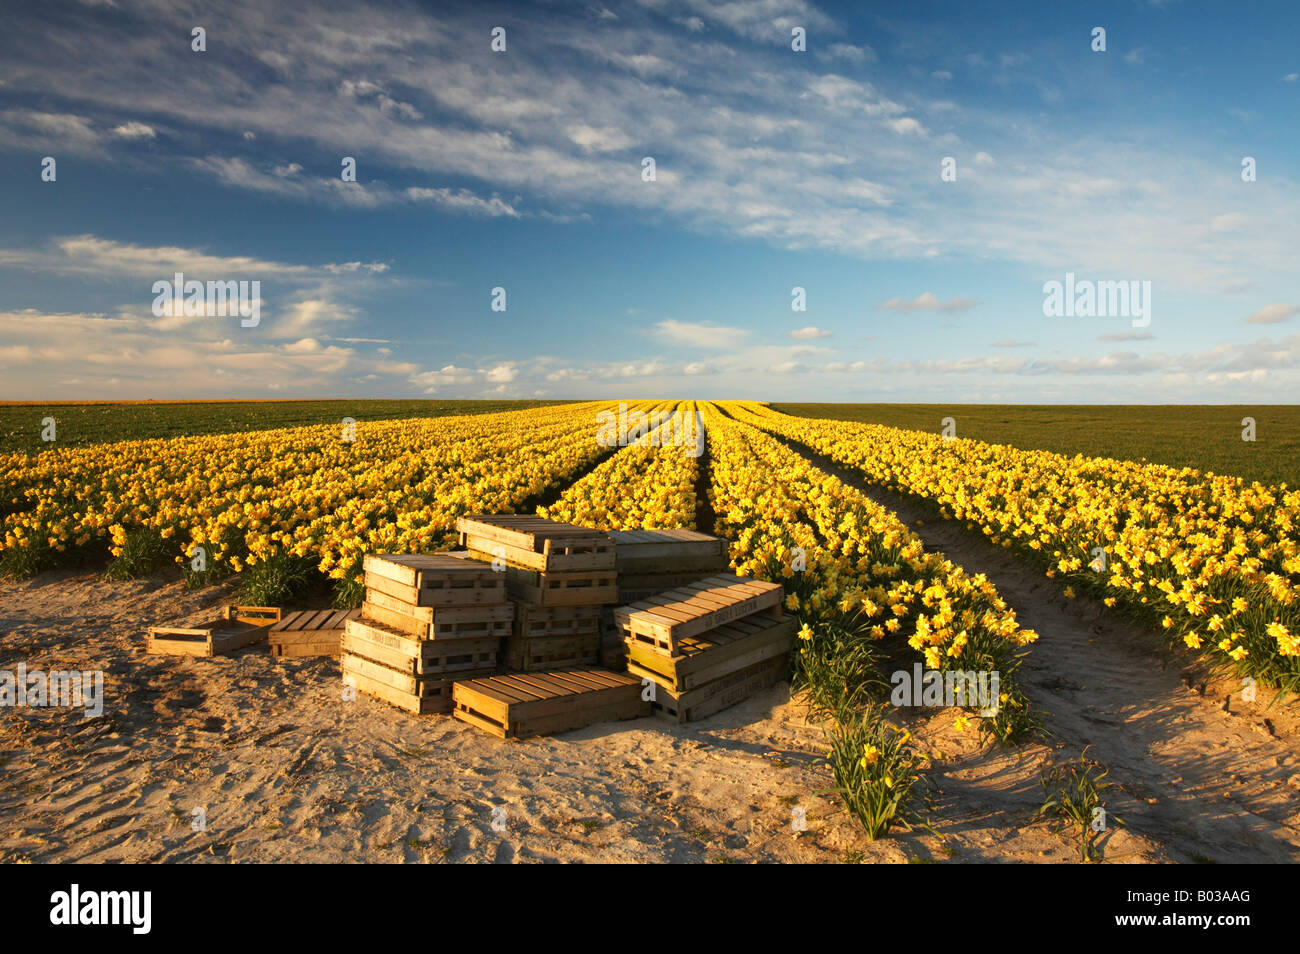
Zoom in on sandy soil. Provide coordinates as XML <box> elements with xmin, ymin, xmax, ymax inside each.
<box><xmin>1</xmin><ymin>490</ymin><xmax>1296</xmax><ymax>863</ymax></box>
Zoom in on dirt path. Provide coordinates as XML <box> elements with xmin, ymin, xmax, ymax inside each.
<box><xmin>774</xmin><ymin>434</ymin><xmax>1300</xmax><ymax>864</ymax></box>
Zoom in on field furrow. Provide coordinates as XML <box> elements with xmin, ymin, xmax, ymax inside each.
<box><xmin>728</xmin><ymin>401</ymin><xmax>1300</xmax><ymax>691</ymax></box>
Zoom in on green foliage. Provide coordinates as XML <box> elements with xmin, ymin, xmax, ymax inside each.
<box><xmin>1035</xmin><ymin>749</ymin><xmax>1120</xmax><ymax>862</ymax></box>
<box><xmin>236</xmin><ymin>550</ymin><xmax>317</xmax><ymax>606</ymax></box>
<box><xmin>0</xmin><ymin>399</ymin><xmax>570</xmax><ymax>452</ymax></box>
<box><xmin>820</xmin><ymin>706</ymin><xmax>927</xmax><ymax>841</ymax></box>
<box><xmin>104</xmin><ymin>527</ymin><xmax>170</xmax><ymax>580</ymax></box>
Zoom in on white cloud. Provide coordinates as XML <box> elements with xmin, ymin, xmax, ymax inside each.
<box><xmin>877</xmin><ymin>292</ymin><xmax>976</xmax><ymax>312</ymax></box>
<box><xmin>566</xmin><ymin>123</ymin><xmax>634</xmax><ymax>153</ymax></box>
<box><xmin>404</xmin><ymin>187</ymin><xmax>520</xmax><ymax>217</ymax></box>
<box><xmin>789</xmin><ymin>326</ymin><xmax>830</xmax><ymax>339</ymax></box>
<box><xmin>931</xmin><ymin>70</ymin><xmax>952</xmax><ymax>80</ymax></box>
<box><xmin>1</xmin><ymin>110</ymin><xmax>99</xmax><ymax>144</ymax></box>
<box><xmin>112</xmin><ymin>121</ymin><xmax>156</xmax><ymax>139</ymax></box>
<box><xmin>1245</xmin><ymin>303</ymin><xmax>1299</xmax><ymax>325</ymax></box>
<box><xmin>0</xmin><ymin>309</ymin><xmax>420</xmax><ymax>399</ymax></box>
<box><xmin>652</xmin><ymin>319</ymin><xmax>750</xmax><ymax>349</ymax></box>
<box><xmin>886</xmin><ymin>117</ymin><xmax>926</xmax><ymax>136</ymax></box>
<box><xmin>484</xmin><ymin>362</ymin><xmax>518</xmax><ymax>383</ymax></box>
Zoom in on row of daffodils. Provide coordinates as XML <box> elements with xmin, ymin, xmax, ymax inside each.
<box><xmin>727</xmin><ymin>401</ymin><xmax>1300</xmax><ymax>690</ymax></box>
<box><xmin>539</xmin><ymin>402</ymin><xmax>701</xmax><ymax>530</ymax></box>
<box><xmin>701</xmin><ymin>403</ymin><xmax>1037</xmax><ymax>743</ymax></box>
<box><xmin>0</xmin><ymin>402</ymin><xmax>670</xmax><ymax>601</ymax></box>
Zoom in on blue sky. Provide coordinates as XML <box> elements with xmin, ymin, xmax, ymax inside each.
<box><xmin>0</xmin><ymin>0</ymin><xmax>1297</xmax><ymax>401</ymax></box>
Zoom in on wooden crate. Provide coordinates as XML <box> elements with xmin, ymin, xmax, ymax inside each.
<box><xmin>618</xmin><ymin>571</ymin><xmax>726</xmax><ymax>604</ymax></box>
<box><xmin>513</xmin><ymin>604</ymin><xmax>603</xmax><ymax>640</ymax></box>
<box><xmin>610</xmin><ymin>529</ymin><xmax>730</xmax><ymax>576</ymax></box>
<box><xmin>345</xmin><ymin>614</ymin><xmax>504</xmax><ymax>656</ymax></box>
<box><xmin>342</xmin><ymin>624</ymin><xmax>501</xmax><ymax>676</ymax></box>
<box><xmin>269</xmin><ymin>608</ymin><xmax>359</xmax><ymax>658</ymax></box>
<box><xmin>623</xmin><ymin>614</ymin><xmax>796</xmax><ymax>691</ymax></box>
<box><xmin>360</xmin><ymin>597</ymin><xmax>512</xmax><ymax>640</ymax></box>
<box><xmin>456</xmin><ymin>514</ymin><xmax>615</xmax><ymax>572</ymax></box>
<box><xmin>636</xmin><ymin>655</ymin><xmax>788</xmax><ymax>724</ymax></box>
<box><xmin>453</xmin><ymin>669</ymin><xmax>649</xmax><ymax>739</ymax></box>
<box><xmin>363</xmin><ymin>553</ymin><xmax>505</xmax><ymax>607</ymax></box>
<box><xmin>504</xmin><ymin>632</ymin><xmax>601</xmax><ymax>671</ymax></box>
<box><xmin>147</xmin><ymin>606</ymin><xmax>281</xmax><ymax>657</ymax></box>
<box><xmin>613</xmin><ymin>575</ymin><xmax>784</xmax><ymax>654</ymax></box>
<box><xmin>490</xmin><ymin>563</ymin><xmax>618</xmax><ymax>607</ymax></box>
<box><xmin>342</xmin><ymin>658</ymin><xmax>496</xmax><ymax>716</ymax></box>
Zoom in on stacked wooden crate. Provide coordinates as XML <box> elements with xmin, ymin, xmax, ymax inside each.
<box><xmin>453</xmin><ymin>669</ymin><xmax>649</xmax><ymax>739</ymax></box>
<box><xmin>601</xmin><ymin>529</ymin><xmax>733</xmax><ymax>670</ymax></box>
<box><xmin>457</xmin><ymin>515</ymin><xmax>616</xmax><ymax>671</ymax></box>
<box><xmin>614</xmin><ymin>575</ymin><xmax>795</xmax><ymax>723</ymax></box>
<box><xmin>269</xmin><ymin>608</ymin><xmax>360</xmax><ymax>659</ymax></box>
<box><xmin>341</xmin><ymin>554</ymin><xmax>513</xmax><ymax>715</ymax></box>
<box><xmin>611</xmin><ymin>529</ymin><xmax>731</xmax><ymax>602</ymax></box>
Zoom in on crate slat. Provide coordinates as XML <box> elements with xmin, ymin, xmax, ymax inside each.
<box><xmin>453</xmin><ymin>668</ymin><xmax>649</xmax><ymax>739</ymax></box>
<box><xmin>613</xmin><ymin>575</ymin><xmax>784</xmax><ymax>653</ymax></box>
<box><xmin>634</xmin><ymin>655</ymin><xmax>788</xmax><ymax>724</ymax></box>
<box><xmin>342</xmin><ymin>627</ymin><xmax>501</xmax><ymax>676</ymax></box>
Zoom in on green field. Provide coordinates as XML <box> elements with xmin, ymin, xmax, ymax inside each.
<box><xmin>0</xmin><ymin>399</ymin><xmax>571</xmax><ymax>452</ymax></box>
<box><xmin>770</xmin><ymin>404</ymin><xmax>1300</xmax><ymax>488</ymax></box>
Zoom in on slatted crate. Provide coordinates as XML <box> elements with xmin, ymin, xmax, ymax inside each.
<box><xmin>503</xmin><ymin>632</ymin><xmax>601</xmax><ymax>671</ymax></box>
<box><xmin>639</xmin><ymin>655</ymin><xmax>789</xmax><ymax>724</ymax></box>
<box><xmin>610</xmin><ymin>529</ymin><xmax>730</xmax><ymax>576</ymax></box>
<box><xmin>269</xmin><ymin>608</ymin><xmax>360</xmax><ymax>659</ymax></box>
<box><xmin>147</xmin><ymin>606</ymin><xmax>281</xmax><ymax>657</ymax></box>
<box><xmin>456</xmin><ymin>514</ymin><xmax>615</xmax><ymax>573</ymax></box>
<box><xmin>492</xmin><ymin>564</ymin><xmax>619</xmax><ymax>607</ymax></box>
<box><xmin>453</xmin><ymin>669</ymin><xmax>649</xmax><ymax>739</ymax></box>
<box><xmin>342</xmin><ymin>659</ymin><xmax>495</xmax><ymax>715</ymax></box>
<box><xmin>514</xmin><ymin>604</ymin><xmax>603</xmax><ymax>640</ymax></box>
<box><xmin>342</xmin><ymin>620</ymin><xmax>502</xmax><ymax>675</ymax></box>
<box><xmin>618</xmin><ymin>571</ymin><xmax>731</xmax><ymax>604</ymax></box>
<box><xmin>360</xmin><ymin>596</ymin><xmax>513</xmax><ymax>641</ymax></box>
<box><xmin>623</xmin><ymin>614</ymin><xmax>796</xmax><ymax>692</ymax></box>
<box><xmin>363</xmin><ymin>553</ymin><xmax>505</xmax><ymax>607</ymax></box>
<box><xmin>614</xmin><ymin>575</ymin><xmax>785</xmax><ymax>655</ymax></box>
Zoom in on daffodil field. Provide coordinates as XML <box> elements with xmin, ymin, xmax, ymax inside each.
<box><xmin>4</xmin><ymin>396</ymin><xmax>1296</xmax><ymax>839</ymax></box>
<box><xmin>723</xmin><ymin>401</ymin><xmax>1300</xmax><ymax>692</ymax></box>
<box><xmin>0</xmin><ymin>401</ymin><xmax>667</xmax><ymax>602</ymax></box>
